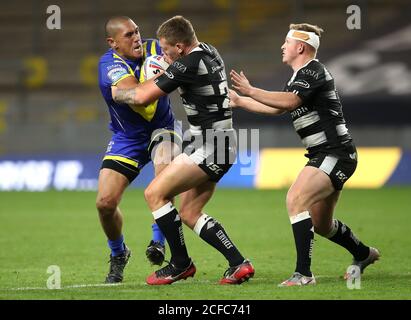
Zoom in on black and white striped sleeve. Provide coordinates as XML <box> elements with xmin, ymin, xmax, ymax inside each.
<box><xmin>154</xmin><ymin>59</ymin><xmax>193</xmax><ymax>94</ymax></box>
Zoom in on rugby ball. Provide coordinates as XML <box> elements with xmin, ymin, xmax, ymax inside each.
<box><xmin>143</xmin><ymin>55</ymin><xmax>169</xmax><ymax>80</ymax></box>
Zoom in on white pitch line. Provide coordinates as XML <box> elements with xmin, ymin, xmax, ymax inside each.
<box><xmin>2</xmin><ymin>276</ymin><xmax>335</xmax><ymax>291</ymax></box>
<box><xmin>3</xmin><ymin>283</ymin><xmax>125</xmax><ymax>291</ymax></box>
<box><xmin>5</xmin><ymin>287</ymin><xmax>49</xmax><ymax>291</ymax></box>
<box><xmin>66</xmin><ymin>283</ymin><xmax>124</xmax><ymax>289</ymax></box>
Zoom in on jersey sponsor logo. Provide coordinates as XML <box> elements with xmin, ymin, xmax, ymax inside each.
<box><xmin>336</xmin><ymin>170</ymin><xmax>348</xmax><ymax>183</ymax></box>
<box><xmin>165</xmin><ymin>70</ymin><xmax>175</xmax><ymax>79</ymax></box>
<box><xmin>206</xmin><ymin>162</ymin><xmax>224</xmax><ymax>175</ymax></box>
<box><xmin>107</xmin><ymin>67</ymin><xmax>128</xmax><ymax>83</ymax></box>
<box><xmin>301</xmin><ymin>68</ymin><xmax>319</xmax><ymax>79</ymax></box>
<box><xmin>172</xmin><ymin>61</ymin><xmax>187</xmax><ymax>73</ymax></box>
<box><xmin>292</xmin><ymin>80</ymin><xmax>310</xmax><ymax>88</ymax></box>
<box><xmin>107</xmin><ymin>64</ymin><xmax>122</xmax><ymax>70</ymax></box>
<box><xmin>290</xmin><ymin>106</ymin><xmax>309</xmax><ymax>119</ymax></box>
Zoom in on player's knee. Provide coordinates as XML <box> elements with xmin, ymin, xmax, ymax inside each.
<box><xmin>286</xmin><ymin>190</ymin><xmax>301</xmax><ymax>212</ymax></box>
<box><xmin>96</xmin><ymin>195</ymin><xmax>118</xmax><ymax>216</ymax></box>
<box><xmin>287</xmin><ymin>190</ymin><xmax>310</xmax><ymax>214</ymax></box>
<box><xmin>144</xmin><ymin>184</ymin><xmax>162</xmax><ymax>207</ymax></box>
<box><xmin>144</xmin><ymin>186</ymin><xmax>153</xmax><ymax>204</ymax></box>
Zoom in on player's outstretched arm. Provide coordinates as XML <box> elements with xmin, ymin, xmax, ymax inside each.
<box><xmin>229</xmin><ymin>89</ymin><xmax>285</xmax><ymax>115</ymax></box>
<box><xmin>230</xmin><ymin>69</ymin><xmax>301</xmax><ymax>111</ymax></box>
<box><xmin>111</xmin><ymin>76</ymin><xmax>142</xmax><ymax>107</ymax></box>
<box><xmin>112</xmin><ymin>78</ymin><xmax>166</xmax><ymax>106</ymax></box>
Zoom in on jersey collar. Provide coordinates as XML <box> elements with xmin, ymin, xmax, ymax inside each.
<box><xmin>111</xmin><ymin>48</ymin><xmax>142</xmax><ymax>72</ymax></box>
<box><xmin>288</xmin><ymin>58</ymin><xmax>318</xmax><ymax>84</ymax></box>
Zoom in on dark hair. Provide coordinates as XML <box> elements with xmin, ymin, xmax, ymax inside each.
<box><xmin>105</xmin><ymin>16</ymin><xmax>133</xmax><ymax>37</ymax></box>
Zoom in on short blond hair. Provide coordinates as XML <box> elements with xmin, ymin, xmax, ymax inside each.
<box><xmin>157</xmin><ymin>15</ymin><xmax>197</xmax><ymax>46</ymax></box>
<box><xmin>289</xmin><ymin>23</ymin><xmax>324</xmax><ymax>37</ymax></box>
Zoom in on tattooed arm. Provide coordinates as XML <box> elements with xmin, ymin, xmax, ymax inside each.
<box><xmin>112</xmin><ymin>87</ymin><xmax>138</xmax><ymax>105</ymax></box>
<box><xmin>112</xmin><ymin>78</ymin><xmax>166</xmax><ymax>106</ymax></box>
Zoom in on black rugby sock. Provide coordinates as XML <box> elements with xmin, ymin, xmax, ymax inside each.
<box><xmin>326</xmin><ymin>219</ymin><xmax>370</xmax><ymax>261</ymax></box>
<box><xmin>291</xmin><ymin>211</ymin><xmax>314</xmax><ymax>277</ymax></box>
<box><xmin>194</xmin><ymin>214</ymin><xmax>245</xmax><ymax>267</ymax></box>
<box><xmin>152</xmin><ymin>202</ymin><xmax>190</xmax><ymax>268</ymax></box>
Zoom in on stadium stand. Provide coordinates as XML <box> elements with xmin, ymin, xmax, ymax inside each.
<box><xmin>1</xmin><ymin>0</ymin><xmax>411</xmax><ymax>156</ymax></box>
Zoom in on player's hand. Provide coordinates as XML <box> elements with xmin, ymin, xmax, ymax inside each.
<box><xmin>229</xmin><ymin>89</ymin><xmax>240</xmax><ymax>108</ymax></box>
<box><xmin>230</xmin><ymin>70</ymin><xmax>253</xmax><ymax>96</ymax></box>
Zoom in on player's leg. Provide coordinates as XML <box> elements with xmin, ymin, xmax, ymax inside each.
<box><xmin>144</xmin><ymin>153</ymin><xmax>209</xmax><ymax>285</ymax></box>
<box><xmin>96</xmin><ymin>167</ymin><xmax>135</xmax><ymax>283</ymax></box>
<box><xmin>310</xmin><ymin>149</ymin><xmax>380</xmax><ymax>278</ymax></box>
<box><xmin>146</xmin><ymin>140</ymin><xmax>181</xmax><ymax>265</ymax></box>
<box><xmin>178</xmin><ymin>181</ymin><xmax>216</xmax><ymax>229</ymax></box>
<box><xmin>179</xmin><ymin>181</ymin><xmax>254</xmax><ymax>284</ymax></box>
<box><xmin>96</xmin><ymin>168</ymin><xmax>128</xmax><ymax>241</ymax></box>
<box><xmin>279</xmin><ymin>166</ymin><xmax>334</xmax><ymax>287</ymax></box>
<box><xmin>311</xmin><ymin>192</ymin><xmax>380</xmax><ymax>278</ymax></box>
<box><xmin>310</xmin><ymin>191</ymin><xmax>339</xmax><ymax>236</ymax></box>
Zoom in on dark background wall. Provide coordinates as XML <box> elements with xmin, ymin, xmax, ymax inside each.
<box><xmin>1</xmin><ymin>0</ymin><xmax>410</xmax><ymax>155</ymax></box>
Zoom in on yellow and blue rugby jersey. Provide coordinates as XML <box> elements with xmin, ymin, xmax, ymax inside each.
<box><xmin>98</xmin><ymin>39</ymin><xmax>174</xmax><ymax>138</ymax></box>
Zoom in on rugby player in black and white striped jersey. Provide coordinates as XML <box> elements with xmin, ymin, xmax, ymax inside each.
<box><xmin>112</xmin><ymin>16</ymin><xmax>255</xmax><ymax>285</ymax></box>
<box><xmin>230</xmin><ymin>23</ymin><xmax>380</xmax><ymax>287</ymax></box>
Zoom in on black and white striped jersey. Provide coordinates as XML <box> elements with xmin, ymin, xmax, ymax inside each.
<box><xmin>284</xmin><ymin>59</ymin><xmax>353</xmax><ymax>154</ymax></box>
<box><xmin>154</xmin><ymin>42</ymin><xmax>232</xmax><ymax>134</ymax></box>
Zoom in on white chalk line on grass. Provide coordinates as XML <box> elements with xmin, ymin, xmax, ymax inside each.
<box><xmin>2</xmin><ymin>283</ymin><xmax>125</xmax><ymax>291</ymax></box>
<box><xmin>2</xmin><ymin>275</ymin><xmax>335</xmax><ymax>291</ymax></box>
<box><xmin>2</xmin><ymin>280</ymin><xmax>214</xmax><ymax>291</ymax></box>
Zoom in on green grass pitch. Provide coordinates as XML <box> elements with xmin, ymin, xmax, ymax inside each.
<box><xmin>0</xmin><ymin>188</ymin><xmax>410</xmax><ymax>300</ymax></box>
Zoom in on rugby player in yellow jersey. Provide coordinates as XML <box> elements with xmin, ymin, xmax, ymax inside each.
<box><xmin>97</xmin><ymin>16</ymin><xmax>181</xmax><ymax>283</ymax></box>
